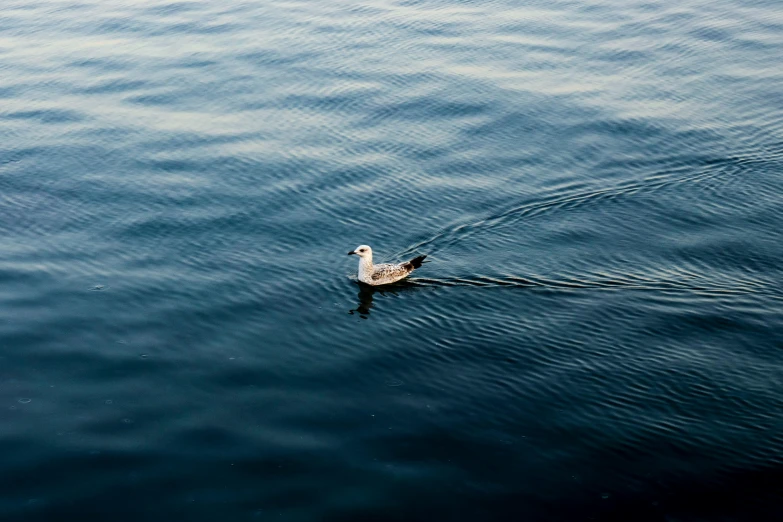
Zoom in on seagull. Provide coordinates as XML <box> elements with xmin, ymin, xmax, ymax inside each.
<box><xmin>347</xmin><ymin>245</ymin><xmax>427</xmax><ymax>286</ymax></box>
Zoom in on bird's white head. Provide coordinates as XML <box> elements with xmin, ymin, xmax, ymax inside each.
<box><xmin>347</xmin><ymin>245</ymin><xmax>372</xmax><ymax>260</ymax></box>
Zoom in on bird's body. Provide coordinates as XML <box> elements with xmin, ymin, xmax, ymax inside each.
<box><xmin>348</xmin><ymin>245</ymin><xmax>426</xmax><ymax>286</ymax></box>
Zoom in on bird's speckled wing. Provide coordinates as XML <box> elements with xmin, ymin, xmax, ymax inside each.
<box><xmin>370</xmin><ymin>263</ymin><xmax>411</xmax><ymax>285</ymax></box>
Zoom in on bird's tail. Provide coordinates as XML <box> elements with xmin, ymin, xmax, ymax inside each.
<box><xmin>408</xmin><ymin>255</ymin><xmax>427</xmax><ymax>269</ymax></box>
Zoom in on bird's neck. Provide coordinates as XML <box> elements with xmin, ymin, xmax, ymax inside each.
<box><xmin>358</xmin><ymin>256</ymin><xmax>373</xmax><ymax>277</ymax></box>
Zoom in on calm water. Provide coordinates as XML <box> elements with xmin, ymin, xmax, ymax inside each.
<box><xmin>1</xmin><ymin>0</ymin><xmax>782</xmax><ymax>520</ymax></box>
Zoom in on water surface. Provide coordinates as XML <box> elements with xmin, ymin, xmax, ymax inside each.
<box><xmin>1</xmin><ymin>0</ymin><xmax>782</xmax><ymax>520</ymax></box>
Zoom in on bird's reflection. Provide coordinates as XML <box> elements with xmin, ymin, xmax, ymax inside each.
<box><xmin>348</xmin><ymin>283</ymin><xmax>377</xmax><ymax>318</ymax></box>
<box><xmin>348</xmin><ymin>281</ymin><xmax>423</xmax><ymax>319</ymax></box>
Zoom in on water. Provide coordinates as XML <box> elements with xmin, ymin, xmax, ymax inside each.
<box><xmin>1</xmin><ymin>0</ymin><xmax>782</xmax><ymax>520</ymax></box>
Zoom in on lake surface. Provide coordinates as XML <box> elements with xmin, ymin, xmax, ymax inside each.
<box><xmin>1</xmin><ymin>0</ymin><xmax>782</xmax><ymax>520</ymax></box>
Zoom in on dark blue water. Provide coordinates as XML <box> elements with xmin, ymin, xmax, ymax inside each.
<box><xmin>2</xmin><ymin>0</ymin><xmax>782</xmax><ymax>520</ymax></box>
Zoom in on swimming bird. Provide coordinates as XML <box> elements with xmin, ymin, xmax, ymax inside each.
<box><xmin>347</xmin><ymin>245</ymin><xmax>427</xmax><ymax>286</ymax></box>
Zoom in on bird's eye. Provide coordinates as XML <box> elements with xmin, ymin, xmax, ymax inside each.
<box><xmin>359</xmin><ymin>249</ymin><xmax>365</xmax><ymax>252</ymax></box>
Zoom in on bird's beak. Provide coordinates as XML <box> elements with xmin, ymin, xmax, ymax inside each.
<box><xmin>347</xmin><ymin>251</ymin><xmax>356</xmax><ymax>255</ymax></box>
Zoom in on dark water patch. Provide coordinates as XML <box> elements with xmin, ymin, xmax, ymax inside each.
<box><xmin>125</xmin><ymin>92</ymin><xmax>184</xmax><ymax>107</ymax></box>
<box><xmin>143</xmin><ymin>2</ymin><xmax>202</xmax><ymax>17</ymax></box>
<box><xmin>66</xmin><ymin>57</ymin><xmax>133</xmax><ymax>72</ymax></box>
<box><xmin>76</xmin><ymin>79</ymin><xmax>150</xmax><ymax>95</ymax></box>
<box><xmin>3</xmin><ymin>109</ymin><xmax>84</xmax><ymax>124</ymax></box>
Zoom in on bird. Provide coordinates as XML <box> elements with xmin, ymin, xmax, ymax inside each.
<box><xmin>347</xmin><ymin>245</ymin><xmax>427</xmax><ymax>286</ymax></box>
